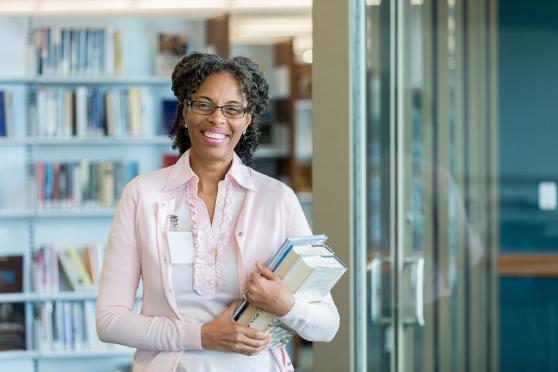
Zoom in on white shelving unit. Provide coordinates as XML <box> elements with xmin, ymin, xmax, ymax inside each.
<box><xmin>0</xmin><ymin>14</ymin><xmax>200</xmax><ymax>372</ymax></box>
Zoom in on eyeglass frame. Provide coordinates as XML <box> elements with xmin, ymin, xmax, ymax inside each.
<box><xmin>187</xmin><ymin>100</ymin><xmax>249</xmax><ymax>119</ymax></box>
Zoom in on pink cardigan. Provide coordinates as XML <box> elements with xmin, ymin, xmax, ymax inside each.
<box><xmin>96</xmin><ymin>151</ymin><xmax>340</xmax><ymax>372</ymax></box>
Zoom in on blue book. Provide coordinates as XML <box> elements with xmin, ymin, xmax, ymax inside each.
<box><xmin>161</xmin><ymin>99</ymin><xmax>178</xmax><ymax>134</ymax></box>
<box><xmin>0</xmin><ymin>91</ymin><xmax>6</xmax><ymax>137</ymax></box>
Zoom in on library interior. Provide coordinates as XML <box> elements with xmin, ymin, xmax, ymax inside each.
<box><xmin>1</xmin><ymin>0</ymin><xmax>558</xmax><ymax>372</ymax></box>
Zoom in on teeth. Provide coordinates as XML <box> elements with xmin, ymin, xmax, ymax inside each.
<box><xmin>203</xmin><ymin>131</ymin><xmax>226</xmax><ymax>140</ymax></box>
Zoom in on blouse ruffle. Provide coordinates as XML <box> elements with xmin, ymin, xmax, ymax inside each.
<box><xmin>186</xmin><ymin>178</ymin><xmax>234</xmax><ymax>296</ymax></box>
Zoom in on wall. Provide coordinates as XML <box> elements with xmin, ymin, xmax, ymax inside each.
<box><xmin>499</xmin><ymin>1</ymin><xmax>558</xmax><ymax>371</ymax></box>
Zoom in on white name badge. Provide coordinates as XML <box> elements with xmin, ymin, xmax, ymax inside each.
<box><xmin>167</xmin><ymin>231</ymin><xmax>195</xmax><ymax>264</ymax></box>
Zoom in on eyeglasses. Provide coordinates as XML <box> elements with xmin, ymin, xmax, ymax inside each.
<box><xmin>188</xmin><ymin>100</ymin><xmax>248</xmax><ymax>119</ymax></box>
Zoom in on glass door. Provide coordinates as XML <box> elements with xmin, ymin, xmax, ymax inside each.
<box><xmin>363</xmin><ymin>0</ymin><xmax>499</xmax><ymax>371</ymax></box>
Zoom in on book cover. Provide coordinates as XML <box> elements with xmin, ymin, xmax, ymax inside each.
<box><xmin>0</xmin><ymin>91</ymin><xmax>6</xmax><ymax>137</ymax></box>
<box><xmin>163</xmin><ymin>154</ymin><xmax>179</xmax><ymax>167</ymax></box>
<box><xmin>58</xmin><ymin>249</ymin><xmax>88</xmax><ymax>291</ymax></box>
<box><xmin>0</xmin><ymin>256</ymin><xmax>23</xmax><ymax>293</ymax></box>
<box><xmin>161</xmin><ymin>98</ymin><xmax>178</xmax><ymax>134</ymax></box>
<box><xmin>0</xmin><ymin>302</ymin><xmax>25</xmax><ymax>350</ymax></box>
<box><xmin>66</xmin><ymin>248</ymin><xmax>93</xmax><ymax>288</ymax></box>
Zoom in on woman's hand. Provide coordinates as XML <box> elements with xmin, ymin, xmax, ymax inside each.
<box><xmin>201</xmin><ymin>302</ymin><xmax>269</xmax><ymax>355</ymax></box>
<box><xmin>245</xmin><ymin>261</ymin><xmax>295</xmax><ymax>317</ymax></box>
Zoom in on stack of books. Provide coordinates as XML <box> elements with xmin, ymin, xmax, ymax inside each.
<box><xmin>233</xmin><ymin>235</ymin><xmax>347</xmax><ymax>349</ymax></box>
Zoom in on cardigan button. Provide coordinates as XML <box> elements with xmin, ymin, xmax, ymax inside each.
<box><xmin>238</xmin><ymin>232</ymin><xmax>243</xmax><ymax>237</ymax></box>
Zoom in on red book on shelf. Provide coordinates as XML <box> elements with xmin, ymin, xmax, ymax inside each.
<box><xmin>162</xmin><ymin>153</ymin><xmax>179</xmax><ymax>167</ymax></box>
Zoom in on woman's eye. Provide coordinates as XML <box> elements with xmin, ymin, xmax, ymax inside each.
<box><xmin>196</xmin><ymin>102</ymin><xmax>212</xmax><ymax>110</ymax></box>
<box><xmin>224</xmin><ymin>106</ymin><xmax>243</xmax><ymax>114</ymax></box>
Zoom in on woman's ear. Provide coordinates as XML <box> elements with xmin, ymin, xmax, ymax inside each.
<box><xmin>244</xmin><ymin>114</ymin><xmax>252</xmax><ymax>127</ymax></box>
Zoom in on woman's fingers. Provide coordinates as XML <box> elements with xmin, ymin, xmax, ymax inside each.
<box><xmin>242</xmin><ymin>326</ymin><xmax>268</xmax><ymax>341</ymax></box>
<box><xmin>255</xmin><ymin>261</ymin><xmax>276</xmax><ymax>280</ymax></box>
<box><xmin>225</xmin><ymin>326</ymin><xmax>268</xmax><ymax>355</ymax></box>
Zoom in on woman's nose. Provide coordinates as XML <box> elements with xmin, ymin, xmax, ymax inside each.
<box><xmin>207</xmin><ymin>107</ymin><xmax>226</xmax><ymax>124</ymax></box>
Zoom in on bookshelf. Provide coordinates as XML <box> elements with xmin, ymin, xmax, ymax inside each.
<box><xmin>0</xmin><ymin>6</ymin><xmax>313</xmax><ymax>372</ymax></box>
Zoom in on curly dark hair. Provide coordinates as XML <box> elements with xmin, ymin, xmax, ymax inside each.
<box><xmin>169</xmin><ymin>52</ymin><xmax>270</xmax><ymax>167</ymax></box>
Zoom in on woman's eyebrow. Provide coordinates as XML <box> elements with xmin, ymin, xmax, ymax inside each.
<box><xmin>191</xmin><ymin>95</ymin><xmax>213</xmax><ymax>102</ymax></box>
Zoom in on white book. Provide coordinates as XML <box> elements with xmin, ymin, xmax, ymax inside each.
<box><xmin>4</xmin><ymin>91</ymin><xmax>13</xmax><ymax>137</ymax></box>
<box><xmin>53</xmin><ymin>300</ymin><xmax>65</xmax><ymax>351</ymax></box>
<box><xmin>72</xmin><ymin>302</ymin><xmax>85</xmax><ymax>350</ymax></box>
<box><xmin>75</xmin><ymin>86</ymin><xmax>88</xmax><ymax>137</ymax></box>
<box><xmin>105</xmin><ymin>27</ymin><xmax>115</xmax><ymax>75</ymax></box>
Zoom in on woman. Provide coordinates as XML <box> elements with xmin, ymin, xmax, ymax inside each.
<box><xmin>96</xmin><ymin>52</ymin><xmax>340</xmax><ymax>372</ymax></box>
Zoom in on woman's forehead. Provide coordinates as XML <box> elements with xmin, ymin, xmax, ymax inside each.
<box><xmin>193</xmin><ymin>72</ymin><xmax>246</xmax><ymax>101</ymax></box>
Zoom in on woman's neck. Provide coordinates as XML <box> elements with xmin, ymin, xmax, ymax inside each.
<box><xmin>189</xmin><ymin>153</ymin><xmax>232</xmax><ymax>194</ymax></box>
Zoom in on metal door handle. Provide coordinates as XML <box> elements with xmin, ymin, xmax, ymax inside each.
<box><xmin>367</xmin><ymin>256</ymin><xmax>390</xmax><ymax>324</ymax></box>
<box><xmin>404</xmin><ymin>257</ymin><xmax>425</xmax><ymax>326</ymax></box>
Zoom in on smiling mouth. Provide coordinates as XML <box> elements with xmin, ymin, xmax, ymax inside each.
<box><xmin>202</xmin><ymin>130</ymin><xmax>229</xmax><ymax>140</ymax></box>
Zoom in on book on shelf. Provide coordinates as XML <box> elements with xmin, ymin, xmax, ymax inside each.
<box><xmin>58</xmin><ymin>249</ymin><xmax>92</xmax><ymax>291</ymax></box>
<box><xmin>161</xmin><ymin>98</ymin><xmax>179</xmax><ymax>134</ymax></box>
<box><xmin>162</xmin><ymin>153</ymin><xmax>179</xmax><ymax>168</ymax></box>
<box><xmin>0</xmin><ymin>302</ymin><xmax>25</xmax><ymax>351</ymax></box>
<box><xmin>0</xmin><ymin>90</ymin><xmax>13</xmax><ymax>138</ymax></box>
<box><xmin>154</xmin><ymin>32</ymin><xmax>189</xmax><ymax>76</ymax></box>
<box><xmin>0</xmin><ymin>256</ymin><xmax>23</xmax><ymax>293</ymax></box>
<box><xmin>233</xmin><ymin>235</ymin><xmax>347</xmax><ymax>349</ymax></box>
<box><xmin>33</xmin><ymin>245</ymin><xmax>59</xmax><ymax>293</ymax></box>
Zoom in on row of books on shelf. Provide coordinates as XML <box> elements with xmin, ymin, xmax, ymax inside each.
<box><xmin>33</xmin><ymin>244</ymin><xmax>106</xmax><ymax>293</ymax></box>
<box><xmin>31</xmin><ymin>27</ymin><xmax>123</xmax><ymax>76</ymax></box>
<box><xmin>33</xmin><ymin>300</ymin><xmax>131</xmax><ymax>352</ymax></box>
<box><xmin>0</xmin><ymin>300</ymin><xmax>134</xmax><ymax>352</ymax></box>
<box><xmin>32</xmin><ymin>86</ymin><xmax>154</xmax><ymax>138</ymax></box>
<box><xmin>0</xmin><ymin>243</ymin><xmax>106</xmax><ymax>295</ymax></box>
<box><xmin>34</xmin><ymin>160</ymin><xmax>138</xmax><ymax>209</ymax></box>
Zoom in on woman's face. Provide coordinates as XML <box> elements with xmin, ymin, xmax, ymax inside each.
<box><xmin>184</xmin><ymin>72</ymin><xmax>252</xmax><ymax>166</ymax></box>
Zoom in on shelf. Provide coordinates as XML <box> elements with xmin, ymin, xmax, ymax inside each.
<box><xmin>0</xmin><ymin>76</ymin><xmax>171</xmax><ymax>85</ymax></box>
<box><xmin>0</xmin><ymin>290</ymin><xmax>143</xmax><ymax>303</ymax></box>
<box><xmin>0</xmin><ymin>208</ymin><xmax>115</xmax><ymax>219</ymax></box>
<box><xmin>0</xmin><ymin>136</ymin><xmax>171</xmax><ymax>146</ymax></box>
<box><xmin>0</xmin><ymin>349</ymin><xmax>133</xmax><ymax>360</ymax></box>
<box><xmin>0</xmin><ymin>2</ymin><xmax>311</xmax><ymax>18</ymax></box>
<box><xmin>0</xmin><ymin>350</ymin><xmax>38</xmax><ymax>360</ymax></box>
<box><xmin>0</xmin><ymin>139</ymin><xmax>291</xmax><ymax>154</ymax></box>
<box><xmin>0</xmin><ymin>291</ymin><xmax>98</xmax><ymax>303</ymax></box>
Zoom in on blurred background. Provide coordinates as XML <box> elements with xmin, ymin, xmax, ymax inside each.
<box><xmin>1</xmin><ymin>0</ymin><xmax>557</xmax><ymax>371</ymax></box>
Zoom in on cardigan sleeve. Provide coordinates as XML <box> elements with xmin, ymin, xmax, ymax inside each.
<box><xmin>278</xmin><ymin>188</ymin><xmax>341</xmax><ymax>342</ymax></box>
<box><xmin>95</xmin><ymin>179</ymin><xmax>203</xmax><ymax>351</ymax></box>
